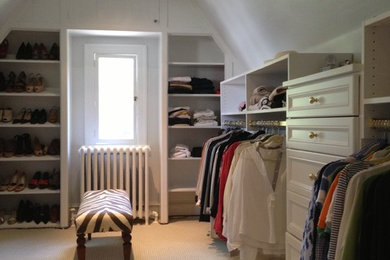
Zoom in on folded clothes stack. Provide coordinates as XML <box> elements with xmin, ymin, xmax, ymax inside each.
<box><xmin>193</xmin><ymin>109</ymin><xmax>218</xmax><ymax>127</ymax></box>
<box><xmin>168</xmin><ymin>76</ymin><xmax>192</xmax><ymax>93</ymax></box>
<box><xmin>170</xmin><ymin>144</ymin><xmax>191</xmax><ymax>158</ymax></box>
<box><xmin>168</xmin><ymin>106</ymin><xmax>191</xmax><ymax>126</ymax></box>
<box><xmin>168</xmin><ymin>76</ymin><xmax>215</xmax><ymax>94</ymax></box>
<box><xmin>247</xmin><ymin>85</ymin><xmax>287</xmax><ymax>111</ymax></box>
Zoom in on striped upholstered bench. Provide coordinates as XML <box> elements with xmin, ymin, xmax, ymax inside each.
<box><xmin>75</xmin><ymin>189</ymin><xmax>134</xmax><ymax>260</ymax></box>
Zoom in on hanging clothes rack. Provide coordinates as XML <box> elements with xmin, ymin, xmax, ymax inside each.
<box><xmin>248</xmin><ymin>120</ymin><xmax>286</xmax><ymax>127</ymax></box>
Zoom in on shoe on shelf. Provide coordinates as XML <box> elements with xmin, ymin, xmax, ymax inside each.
<box><xmin>0</xmin><ymin>72</ymin><xmax>6</xmax><ymax>91</ymax></box>
<box><xmin>38</xmin><ymin>109</ymin><xmax>47</xmax><ymax>124</ymax></box>
<box><xmin>16</xmin><ymin>42</ymin><xmax>26</xmax><ymax>59</ymax></box>
<box><xmin>16</xmin><ymin>200</ymin><xmax>26</xmax><ymax>222</ymax></box>
<box><xmin>3</xmin><ymin>139</ymin><xmax>16</xmax><ymax>158</ymax></box>
<box><xmin>39</xmin><ymin>43</ymin><xmax>48</xmax><ymax>60</ymax></box>
<box><xmin>49</xmin><ymin>169</ymin><xmax>60</xmax><ymax>190</ymax></box>
<box><xmin>25</xmin><ymin>73</ymin><xmax>36</xmax><ymax>93</ymax></box>
<box><xmin>24</xmin><ymin>200</ymin><xmax>34</xmax><ymax>222</ymax></box>
<box><xmin>0</xmin><ymin>175</ymin><xmax>8</xmax><ymax>191</ymax></box>
<box><xmin>14</xmin><ymin>135</ymin><xmax>24</xmax><ymax>156</ymax></box>
<box><xmin>50</xmin><ymin>204</ymin><xmax>59</xmax><ymax>223</ymax></box>
<box><xmin>7</xmin><ymin>171</ymin><xmax>21</xmax><ymax>191</ymax></box>
<box><xmin>28</xmin><ymin>171</ymin><xmax>41</xmax><ymax>189</ymax></box>
<box><xmin>21</xmin><ymin>108</ymin><xmax>32</xmax><ymax>124</ymax></box>
<box><xmin>33</xmin><ymin>73</ymin><xmax>44</xmax><ymax>93</ymax></box>
<box><xmin>0</xmin><ymin>39</ymin><xmax>9</xmax><ymax>59</ymax></box>
<box><xmin>38</xmin><ymin>171</ymin><xmax>49</xmax><ymax>189</ymax></box>
<box><xmin>0</xmin><ymin>209</ymin><xmax>5</xmax><ymax>225</ymax></box>
<box><xmin>23</xmin><ymin>133</ymin><xmax>33</xmax><ymax>155</ymax></box>
<box><xmin>47</xmin><ymin>138</ymin><xmax>60</xmax><ymax>155</ymax></box>
<box><xmin>32</xmin><ymin>43</ymin><xmax>40</xmax><ymax>60</ymax></box>
<box><xmin>33</xmin><ymin>203</ymin><xmax>41</xmax><ymax>224</ymax></box>
<box><xmin>2</xmin><ymin>108</ymin><xmax>12</xmax><ymax>123</ymax></box>
<box><xmin>14</xmin><ymin>71</ymin><xmax>26</xmax><ymax>93</ymax></box>
<box><xmin>24</xmin><ymin>42</ymin><xmax>33</xmax><ymax>60</ymax></box>
<box><xmin>33</xmin><ymin>137</ymin><xmax>43</xmax><ymax>156</ymax></box>
<box><xmin>13</xmin><ymin>108</ymin><xmax>26</xmax><ymax>124</ymax></box>
<box><xmin>5</xmin><ymin>71</ymin><xmax>16</xmax><ymax>92</ymax></box>
<box><xmin>14</xmin><ymin>172</ymin><xmax>26</xmax><ymax>192</ymax></box>
<box><xmin>41</xmin><ymin>204</ymin><xmax>50</xmax><ymax>224</ymax></box>
<box><xmin>48</xmin><ymin>107</ymin><xmax>59</xmax><ymax>123</ymax></box>
<box><xmin>7</xmin><ymin>209</ymin><xmax>17</xmax><ymax>225</ymax></box>
<box><xmin>30</xmin><ymin>109</ymin><xmax>40</xmax><ymax>124</ymax></box>
<box><xmin>49</xmin><ymin>43</ymin><xmax>59</xmax><ymax>60</ymax></box>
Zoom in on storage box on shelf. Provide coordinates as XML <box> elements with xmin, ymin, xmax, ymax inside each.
<box><xmin>283</xmin><ymin>62</ymin><xmax>361</xmax><ymax>259</ymax></box>
<box><xmin>166</xmin><ymin>35</ymin><xmax>224</xmax><ymax>216</ymax></box>
<box><xmin>362</xmin><ymin>11</ymin><xmax>390</xmax><ymax>141</ymax></box>
<box><xmin>0</xmin><ymin>30</ymin><xmax>62</xmax><ymax>229</ymax></box>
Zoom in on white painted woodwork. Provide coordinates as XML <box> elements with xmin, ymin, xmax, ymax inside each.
<box><xmin>285</xmin><ymin>232</ymin><xmax>302</xmax><ymax>260</ymax></box>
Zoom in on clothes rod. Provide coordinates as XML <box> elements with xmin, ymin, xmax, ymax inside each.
<box><xmin>248</xmin><ymin>120</ymin><xmax>286</xmax><ymax>127</ymax></box>
<box><xmin>369</xmin><ymin>118</ymin><xmax>390</xmax><ymax>129</ymax></box>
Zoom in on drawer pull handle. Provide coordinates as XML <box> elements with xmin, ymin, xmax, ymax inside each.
<box><xmin>309</xmin><ymin>96</ymin><xmax>320</xmax><ymax>104</ymax></box>
<box><xmin>309</xmin><ymin>173</ymin><xmax>317</xmax><ymax>180</ymax></box>
<box><xmin>309</xmin><ymin>132</ymin><xmax>318</xmax><ymax>139</ymax></box>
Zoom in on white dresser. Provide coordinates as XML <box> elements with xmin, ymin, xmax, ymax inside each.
<box><xmin>283</xmin><ymin>64</ymin><xmax>362</xmax><ymax>259</ymax></box>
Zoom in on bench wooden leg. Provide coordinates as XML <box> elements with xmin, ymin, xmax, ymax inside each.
<box><xmin>122</xmin><ymin>231</ymin><xmax>132</xmax><ymax>260</ymax></box>
<box><xmin>77</xmin><ymin>233</ymin><xmax>86</xmax><ymax>260</ymax></box>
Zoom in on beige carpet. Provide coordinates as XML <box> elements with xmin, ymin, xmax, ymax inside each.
<box><xmin>0</xmin><ymin>217</ymin><xmax>283</xmax><ymax>260</ymax></box>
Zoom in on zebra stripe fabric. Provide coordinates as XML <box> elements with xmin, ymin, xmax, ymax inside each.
<box><xmin>75</xmin><ymin>189</ymin><xmax>133</xmax><ymax>234</ymax></box>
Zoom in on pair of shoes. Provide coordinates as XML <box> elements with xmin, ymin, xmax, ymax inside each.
<box><xmin>0</xmin><ymin>108</ymin><xmax>13</xmax><ymax>123</ymax></box>
<box><xmin>5</xmin><ymin>71</ymin><xmax>16</xmax><ymax>92</ymax></box>
<box><xmin>7</xmin><ymin>171</ymin><xmax>26</xmax><ymax>192</ymax></box>
<box><xmin>31</xmin><ymin>109</ymin><xmax>47</xmax><ymax>124</ymax></box>
<box><xmin>16</xmin><ymin>42</ymin><xmax>33</xmax><ymax>60</ymax></box>
<box><xmin>7</xmin><ymin>210</ymin><xmax>17</xmax><ymax>225</ymax></box>
<box><xmin>48</xmin><ymin>107</ymin><xmax>59</xmax><ymax>123</ymax></box>
<box><xmin>28</xmin><ymin>171</ymin><xmax>41</xmax><ymax>189</ymax></box>
<box><xmin>0</xmin><ymin>39</ymin><xmax>9</xmax><ymax>58</ymax></box>
<box><xmin>32</xmin><ymin>43</ymin><xmax>49</xmax><ymax>60</ymax></box>
<box><xmin>16</xmin><ymin>200</ymin><xmax>34</xmax><ymax>223</ymax></box>
<box><xmin>14</xmin><ymin>133</ymin><xmax>33</xmax><ymax>156</ymax></box>
<box><xmin>14</xmin><ymin>71</ymin><xmax>26</xmax><ymax>92</ymax></box>
<box><xmin>33</xmin><ymin>137</ymin><xmax>46</xmax><ymax>156</ymax></box>
<box><xmin>33</xmin><ymin>203</ymin><xmax>50</xmax><ymax>224</ymax></box>
<box><xmin>26</xmin><ymin>73</ymin><xmax>44</xmax><ymax>93</ymax></box>
<box><xmin>47</xmin><ymin>139</ymin><xmax>60</xmax><ymax>155</ymax></box>
<box><xmin>49</xmin><ymin>43</ymin><xmax>59</xmax><ymax>60</ymax></box>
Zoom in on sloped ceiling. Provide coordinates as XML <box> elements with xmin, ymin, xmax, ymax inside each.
<box><xmin>196</xmin><ymin>0</ymin><xmax>390</xmax><ymax>70</ymax></box>
<box><xmin>0</xmin><ymin>0</ymin><xmax>23</xmax><ymax>28</ymax></box>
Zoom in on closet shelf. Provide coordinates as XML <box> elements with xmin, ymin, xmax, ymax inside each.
<box><xmin>246</xmin><ymin>107</ymin><xmax>286</xmax><ymax>114</ymax></box>
<box><xmin>168</xmin><ymin>62</ymin><xmax>224</xmax><ymax>67</ymax></box>
<box><xmin>168</xmin><ymin>125</ymin><xmax>220</xmax><ymax>129</ymax></box>
<box><xmin>0</xmin><ymin>122</ymin><xmax>60</xmax><ymax>128</ymax></box>
<box><xmin>0</xmin><ymin>189</ymin><xmax>60</xmax><ymax>195</ymax></box>
<box><xmin>0</xmin><ymin>89</ymin><xmax>60</xmax><ymax>97</ymax></box>
<box><xmin>364</xmin><ymin>96</ymin><xmax>390</xmax><ymax>105</ymax></box>
<box><xmin>168</xmin><ymin>157</ymin><xmax>201</xmax><ymax>161</ymax></box>
<box><xmin>0</xmin><ymin>59</ymin><xmax>60</xmax><ymax>64</ymax></box>
<box><xmin>168</xmin><ymin>94</ymin><xmax>220</xmax><ymax>98</ymax></box>
<box><xmin>0</xmin><ymin>222</ymin><xmax>60</xmax><ymax>229</ymax></box>
<box><xmin>0</xmin><ymin>155</ymin><xmax>60</xmax><ymax>162</ymax></box>
<box><xmin>169</xmin><ymin>187</ymin><xmax>196</xmax><ymax>193</ymax></box>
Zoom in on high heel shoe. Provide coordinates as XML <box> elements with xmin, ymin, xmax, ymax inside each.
<box><xmin>7</xmin><ymin>171</ymin><xmax>21</xmax><ymax>191</ymax></box>
<box><xmin>13</xmin><ymin>108</ymin><xmax>26</xmax><ymax>124</ymax></box>
<box><xmin>14</xmin><ymin>172</ymin><xmax>26</xmax><ymax>192</ymax></box>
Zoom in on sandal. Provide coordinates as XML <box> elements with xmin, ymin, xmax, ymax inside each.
<box><xmin>33</xmin><ymin>73</ymin><xmax>44</xmax><ymax>93</ymax></box>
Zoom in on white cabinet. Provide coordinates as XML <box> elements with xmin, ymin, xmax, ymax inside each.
<box><xmin>0</xmin><ymin>30</ymin><xmax>64</xmax><ymax>228</ymax></box>
<box><xmin>284</xmin><ymin>61</ymin><xmax>360</xmax><ymax>259</ymax></box>
<box><xmin>166</xmin><ymin>35</ymin><xmax>224</xmax><ymax>216</ymax></box>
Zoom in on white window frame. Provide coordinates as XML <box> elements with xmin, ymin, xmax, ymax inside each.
<box><xmin>84</xmin><ymin>44</ymin><xmax>147</xmax><ymax>145</ymax></box>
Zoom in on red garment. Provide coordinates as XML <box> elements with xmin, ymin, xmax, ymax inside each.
<box><xmin>214</xmin><ymin>141</ymin><xmax>241</xmax><ymax>240</ymax></box>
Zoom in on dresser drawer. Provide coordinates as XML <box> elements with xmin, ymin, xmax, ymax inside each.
<box><xmin>286</xmin><ymin>74</ymin><xmax>359</xmax><ymax>118</ymax></box>
<box><xmin>286</xmin><ymin>117</ymin><xmax>359</xmax><ymax>156</ymax></box>
<box><xmin>287</xmin><ymin>191</ymin><xmax>310</xmax><ymax>239</ymax></box>
<box><xmin>286</xmin><ymin>232</ymin><xmax>302</xmax><ymax>260</ymax></box>
<box><xmin>287</xmin><ymin>149</ymin><xmax>343</xmax><ymax>198</ymax></box>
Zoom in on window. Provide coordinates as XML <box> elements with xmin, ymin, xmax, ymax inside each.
<box><xmin>84</xmin><ymin>44</ymin><xmax>147</xmax><ymax>145</ymax></box>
